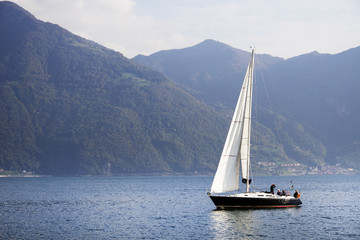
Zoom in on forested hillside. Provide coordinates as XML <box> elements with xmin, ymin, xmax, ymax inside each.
<box><xmin>264</xmin><ymin>48</ymin><xmax>360</xmax><ymax>170</ymax></box>
<box><xmin>0</xmin><ymin>2</ymin><xmax>227</xmax><ymax>175</ymax></box>
<box><xmin>133</xmin><ymin>40</ymin><xmax>360</xmax><ymax>171</ymax></box>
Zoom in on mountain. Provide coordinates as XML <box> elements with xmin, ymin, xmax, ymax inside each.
<box><xmin>264</xmin><ymin>48</ymin><xmax>360</xmax><ymax>169</ymax></box>
<box><xmin>0</xmin><ymin>2</ymin><xmax>227</xmax><ymax>175</ymax></box>
<box><xmin>133</xmin><ymin>40</ymin><xmax>360</xmax><ymax>171</ymax></box>
<box><xmin>134</xmin><ymin>40</ymin><xmax>283</xmax><ymax>108</ymax></box>
<box><xmin>2</xmin><ymin>1</ymin><xmax>359</xmax><ymax>176</ymax></box>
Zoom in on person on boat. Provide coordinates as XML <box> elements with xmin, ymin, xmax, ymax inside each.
<box><xmin>270</xmin><ymin>184</ymin><xmax>276</xmax><ymax>194</ymax></box>
<box><xmin>281</xmin><ymin>189</ymin><xmax>286</xmax><ymax>196</ymax></box>
<box><xmin>277</xmin><ymin>189</ymin><xmax>281</xmax><ymax>195</ymax></box>
<box><xmin>293</xmin><ymin>189</ymin><xmax>300</xmax><ymax>199</ymax></box>
<box><xmin>265</xmin><ymin>184</ymin><xmax>276</xmax><ymax>194</ymax></box>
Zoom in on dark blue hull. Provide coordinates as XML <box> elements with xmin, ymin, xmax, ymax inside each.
<box><xmin>209</xmin><ymin>194</ymin><xmax>302</xmax><ymax>209</ymax></box>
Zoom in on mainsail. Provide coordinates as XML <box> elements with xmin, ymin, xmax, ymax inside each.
<box><xmin>210</xmin><ymin>49</ymin><xmax>255</xmax><ymax>193</ymax></box>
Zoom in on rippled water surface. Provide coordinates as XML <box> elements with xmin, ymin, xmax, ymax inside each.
<box><xmin>1</xmin><ymin>175</ymin><xmax>360</xmax><ymax>239</ymax></box>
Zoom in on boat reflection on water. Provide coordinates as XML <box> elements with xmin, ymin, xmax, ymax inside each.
<box><xmin>209</xmin><ymin>207</ymin><xmax>303</xmax><ymax>239</ymax></box>
<box><xmin>210</xmin><ymin>210</ymin><xmax>257</xmax><ymax>239</ymax></box>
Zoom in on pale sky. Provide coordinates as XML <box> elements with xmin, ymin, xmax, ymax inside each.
<box><xmin>10</xmin><ymin>0</ymin><xmax>360</xmax><ymax>59</ymax></box>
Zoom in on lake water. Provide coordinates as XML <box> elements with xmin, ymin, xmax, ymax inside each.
<box><xmin>1</xmin><ymin>175</ymin><xmax>360</xmax><ymax>239</ymax></box>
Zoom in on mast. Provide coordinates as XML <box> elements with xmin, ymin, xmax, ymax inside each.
<box><xmin>244</xmin><ymin>49</ymin><xmax>254</xmax><ymax>193</ymax></box>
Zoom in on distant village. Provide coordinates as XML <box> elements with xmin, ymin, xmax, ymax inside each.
<box><xmin>0</xmin><ymin>169</ymin><xmax>43</xmax><ymax>177</ymax></box>
<box><xmin>256</xmin><ymin>161</ymin><xmax>358</xmax><ymax>176</ymax></box>
<box><xmin>1</xmin><ymin>162</ymin><xmax>358</xmax><ymax>177</ymax></box>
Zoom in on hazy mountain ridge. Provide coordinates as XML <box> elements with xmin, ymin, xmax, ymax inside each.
<box><xmin>134</xmin><ymin>40</ymin><xmax>284</xmax><ymax>108</ymax></box>
<box><xmin>266</xmin><ymin>46</ymin><xmax>360</xmax><ymax>168</ymax></box>
<box><xmin>133</xmin><ymin>40</ymin><xmax>360</xmax><ymax>171</ymax></box>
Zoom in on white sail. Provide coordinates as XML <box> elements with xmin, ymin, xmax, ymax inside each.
<box><xmin>210</xmin><ymin>50</ymin><xmax>255</xmax><ymax>193</ymax></box>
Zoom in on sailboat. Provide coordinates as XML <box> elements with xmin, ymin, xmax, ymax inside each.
<box><xmin>208</xmin><ymin>49</ymin><xmax>302</xmax><ymax>209</ymax></box>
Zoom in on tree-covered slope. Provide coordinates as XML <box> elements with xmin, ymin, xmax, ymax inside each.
<box><xmin>264</xmin><ymin>48</ymin><xmax>360</xmax><ymax>167</ymax></box>
<box><xmin>0</xmin><ymin>2</ymin><xmax>227</xmax><ymax>175</ymax></box>
<box><xmin>133</xmin><ymin>40</ymin><xmax>360</xmax><ymax>170</ymax></box>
